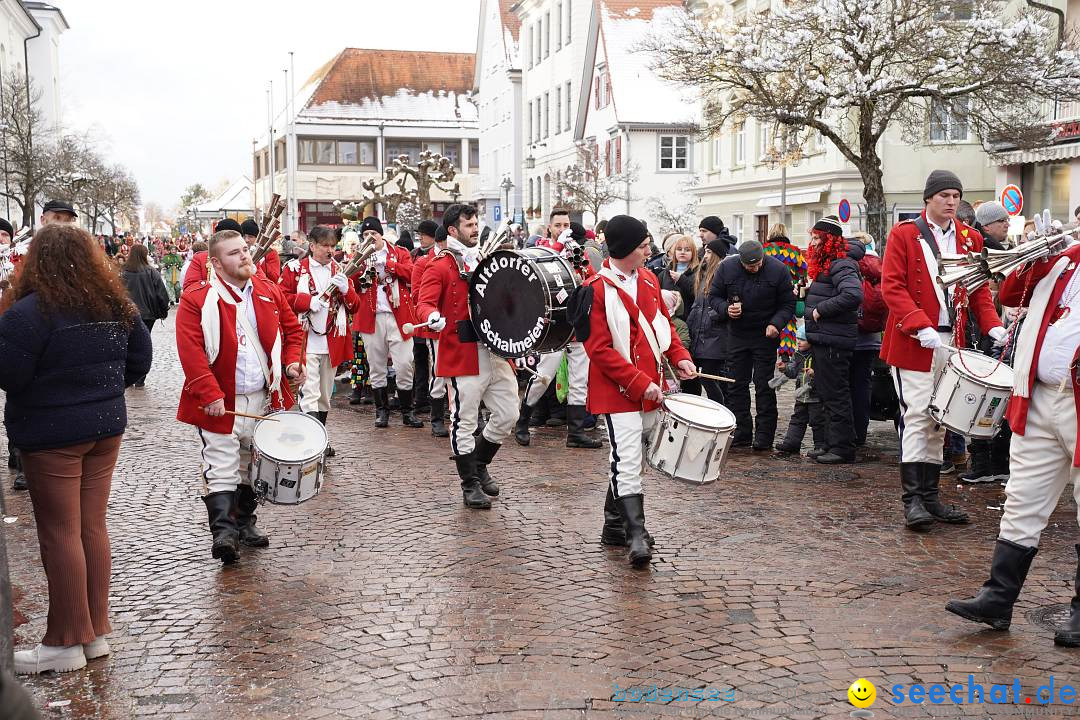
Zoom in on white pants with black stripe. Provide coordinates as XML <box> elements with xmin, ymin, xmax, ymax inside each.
<box><xmin>605</xmin><ymin>410</ymin><xmax>658</xmax><ymax>498</ymax></box>
<box><xmin>361</xmin><ymin>312</ymin><xmax>414</xmax><ymax>390</ymax></box>
<box><xmin>891</xmin><ymin>340</ymin><xmax>951</xmax><ymax>464</ymax></box>
<box><xmin>447</xmin><ymin>348</ymin><xmax>519</xmax><ymax>456</ymax></box>
<box><xmin>523</xmin><ymin>342</ymin><xmax>589</xmax><ymax>407</ymax></box>
<box><xmin>198</xmin><ymin>390</ymin><xmax>266</xmax><ymax>494</ymax></box>
<box><xmin>999</xmin><ymin>382</ymin><xmax>1080</xmax><ymax>548</ymax></box>
<box><xmin>299</xmin><ymin>353</ymin><xmax>333</xmax><ymax>413</ymax></box>
<box><xmin>427</xmin><ymin>339</ymin><xmax>446</xmax><ymax>400</ymax></box>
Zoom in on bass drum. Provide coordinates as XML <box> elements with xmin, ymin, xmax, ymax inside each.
<box><xmin>468</xmin><ymin>248</ymin><xmax>578</xmax><ymax>358</ymax></box>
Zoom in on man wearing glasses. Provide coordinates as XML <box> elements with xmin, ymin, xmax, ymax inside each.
<box><xmin>974</xmin><ymin>201</ymin><xmax>1010</xmax><ymax>250</ymax></box>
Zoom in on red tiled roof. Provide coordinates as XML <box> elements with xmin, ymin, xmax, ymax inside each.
<box><xmin>498</xmin><ymin>0</ymin><xmax>521</xmax><ymax>40</ymax></box>
<box><xmin>306</xmin><ymin>49</ymin><xmax>476</xmax><ymax>108</ymax></box>
<box><xmin>600</xmin><ymin>0</ymin><xmax>682</xmax><ymax>21</ymax></box>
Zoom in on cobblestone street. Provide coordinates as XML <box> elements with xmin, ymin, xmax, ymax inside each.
<box><xmin>3</xmin><ymin>315</ymin><xmax>1079</xmax><ymax>719</ymax></box>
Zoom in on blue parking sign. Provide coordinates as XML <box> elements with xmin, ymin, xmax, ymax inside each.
<box><xmin>494</xmin><ymin>204</ymin><xmax>502</xmax><ymax>221</ymax></box>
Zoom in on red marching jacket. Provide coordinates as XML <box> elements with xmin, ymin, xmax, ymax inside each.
<box><xmin>279</xmin><ymin>257</ymin><xmax>361</xmax><ymax>367</ymax></box>
<box><xmin>175</xmin><ymin>276</ymin><xmax>304</xmax><ymax>434</ymax></box>
<box><xmin>999</xmin><ymin>243</ymin><xmax>1080</xmax><ymax>466</ymax></box>
<box><xmin>182</xmin><ymin>249</ymin><xmax>280</xmax><ymax>290</ymax></box>
<box><xmin>410</xmin><ymin>248</ymin><xmax>437</xmax><ymax>340</ymax></box>
<box><xmin>351</xmin><ymin>243</ymin><xmax>416</xmax><ymax>338</ymax></box>
<box><xmin>880</xmin><ymin>212</ymin><xmax>1002</xmax><ymax>371</ymax></box>
<box><xmin>416</xmin><ymin>252</ymin><xmax>479</xmax><ymax>377</ymax></box>
<box><xmin>582</xmin><ymin>264</ymin><xmax>692</xmax><ymax>414</ymax></box>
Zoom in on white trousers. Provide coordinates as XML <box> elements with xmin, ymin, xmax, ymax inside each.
<box><xmin>362</xmin><ymin>313</ymin><xmax>414</xmax><ymax>390</ymax></box>
<box><xmin>198</xmin><ymin>391</ymin><xmax>266</xmax><ymax>494</ymax></box>
<box><xmin>300</xmin><ymin>353</ymin><xmax>334</xmax><ymax>413</ymax></box>
<box><xmin>999</xmin><ymin>382</ymin><xmax>1080</xmax><ymax>548</ymax></box>
<box><xmin>892</xmin><ymin>341</ymin><xmax>951</xmax><ymax>464</ymax></box>
<box><xmin>447</xmin><ymin>348</ymin><xmax>519</xmax><ymax>456</ymax></box>
<box><xmin>523</xmin><ymin>342</ymin><xmax>589</xmax><ymax>407</ymax></box>
<box><xmin>427</xmin><ymin>339</ymin><xmax>446</xmax><ymax>400</ymax></box>
<box><xmin>605</xmin><ymin>410</ymin><xmax>658</xmax><ymax>499</ymax></box>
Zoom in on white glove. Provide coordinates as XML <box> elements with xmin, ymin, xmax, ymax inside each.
<box><xmin>427</xmin><ymin>311</ymin><xmax>446</xmax><ymax>332</ymax></box>
<box><xmin>308</xmin><ymin>296</ymin><xmax>326</xmax><ymax>313</ymax></box>
<box><xmin>331</xmin><ymin>272</ymin><xmax>350</xmax><ymax>293</ymax></box>
<box><xmin>917</xmin><ymin>327</ymin><xmax>942</xmax><ymax>349</ymax></box>
<box><xmin>988</xmin><ymin>326</ymin><xmax>1008</xmax><ymax>346</ymax></box>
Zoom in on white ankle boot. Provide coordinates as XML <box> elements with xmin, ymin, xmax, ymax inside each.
<box><xmin>14</xmin><ymin>643</ymin><xmax>86</xmax><ymax>674</ymax></box>
<box><xmin>83</xmin><ymin>635</ymin><xmax>110</xmax><ymax>659</ymax></box>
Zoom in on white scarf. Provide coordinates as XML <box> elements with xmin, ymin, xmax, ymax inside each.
<box><xmin>1013</xmin><ymin>255</ymin><xmax>1072</xmax><ymax>399</ymax></box>
<box><xmin>300</xmin><ymin>257</ymin><xmax>348</xmax><ymax>335</ymax></box>
<box><xmin>598</xmin><ymin>266</ymin><xmax>671</xmax><ymax>368</ymax></box>
<box><xmin>446</xmin><ymin>237</ymin><xmax>480</xmax><ymax>271</ymax></box>
<box><xmin>200</xmin><ymin>274</ymin><xmax>283</xmax><ymax>401</ymax></box>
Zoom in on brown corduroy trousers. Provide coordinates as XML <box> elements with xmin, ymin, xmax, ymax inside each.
<box><xmin>21</xmin><ymin>435</ymin><xmax>122</xmax><ymax>647</ymax></box>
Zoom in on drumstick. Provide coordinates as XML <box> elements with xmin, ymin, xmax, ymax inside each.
<box><xmin>695</xmin><ymin>369</ymin><xmax>736</xmax><ymax>383</ymax></box>
<box><xmin>403</xmin><ymin>319</ymin><xmax>437</xmax><ymax>334</ymax></box>
<box><xmin>225</xmin><ymin>410</ymin><xmax>279</xmax><ymax>422</ymax></box>
<box><xmin>518</xmin><ymin>366</ymin><xmax>549</xmax><ymax>383</ymax></box>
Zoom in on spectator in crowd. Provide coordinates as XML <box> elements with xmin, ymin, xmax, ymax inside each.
<box><xmin>0</xmin><ymin>224</ymin><xmax>152</xmax><ymax>675</ymax></box>
<box><xmin>120</xmin><ymin>244</ymin><xmax>170</xmax><ymax>387</ymax></box>
<box><xmin>848</xmin><ymin>231</ymin><xmax>885</xmax><ymax>446</ymax></box>
<box><xmin>709</xmin><ymin>239</ymin><xmax>795</xmax><ymax>449</ymax></box>
<box><xmin>774</xmin><ymin>324</ymin><xmax>825</xmax><ymax>456</ymax></box>
<box><xmin>974</xmin><ymin>200</ymin><xmax>1010</xmax><ymax>251</ymax></box>
<box><xmin>685</xmin><ymin>238</ymin><xmax>730</xmax><ymax>404</ymax></box>
<box><xmin>763</xmin><ymin>223</ymin><xmax>808</xmax><ymax>360</ymax></box>
<box><xmin>698</xmin><ymin>216</ymin><xmax>737</xmax><ymax>257</ymax></box>
<box><xmin>658</xmin><ymin>233</ymin><xmax>698</xmax><ymax>316</ymax></box>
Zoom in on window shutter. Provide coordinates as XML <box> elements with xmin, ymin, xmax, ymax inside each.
<box><xmin>604</xmin><ymin>140</ymin><xmax>611</xmax><ymax>176</ymax></box>
<box><xmin>594</xmin><ymin>79</ymin><xmax>600</xmax><ymax>110</ymax></box>
<box><xmin>605</xmin><ymin>75</ymin><xmax>612</xmax><ymax>108</ymax></box>
<box><xmin>615</xmin><ymin>136</ymin><xmax>622</xmax><ymax>174</ymax></box>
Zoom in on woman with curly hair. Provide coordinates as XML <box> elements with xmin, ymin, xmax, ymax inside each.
<box><xmin>0</xmin><ymin>224</ymin><xmax>152</xmax><ymax>674</ymax></box>
<box><xmin>804</xmin><ymin>216</ymin><xmax>863</xmax><ymax>464</ymax></box>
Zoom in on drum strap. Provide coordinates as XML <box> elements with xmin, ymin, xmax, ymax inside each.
<box><xmin>914</xmin><ymin>216</ymin><xmax>955</xmax><ymax>328</ymax></box>
<box><xmin>597</xmin><ymin>270</ymin><xmax>664</xmax><ymax>373</ymax></box>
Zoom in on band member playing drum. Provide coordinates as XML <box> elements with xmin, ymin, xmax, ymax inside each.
<box><xmin>354</xmin><ymin>216</ymin><xmax>423</xmax><ymax>429</ymax></box>
<box><xmin>412</xmin><ymin>221</ymin><xmax>450</xmax><ymax>438</ymax></box>
<box><xmin>577</xmin><ymin>215</ymin><xmax>696</xmax><ymax>567</ymax></box>
<box><xmin>175</xmin><ymin>229</ymin><xmax>305</xmax><ymax>564</ymax></box>
<box><xmin>515</xmin><ymin>215</ymin><xmax>602</xmax><ymax>449</ymax></box>
<box><xmin>880</xmin><ymin>170</ymin><xmax>1006</xmax><ymax>532</ymax></box>
<box><xmin>947</xmin><ymin>239</ymin><xmax>1080</xmax><ymax>647</ymax></box>
<box><xmin>241</xmin><ymin>218</ymin><xmax>282</xmax><ymax>282</ymax></box>
<box><xmin>279</xmin><ymin>225</ymin><xmax>360</xmax><ymax>456</ymax></box>
<box><xmin>417</xmin><ymin>204</ymin><xmax>519</xmax><ymax>509</ymax></box>
<box><xmin>183</xmin><ymin>219</ymin><xmax>243</xmax><ymax>291</ymax></box>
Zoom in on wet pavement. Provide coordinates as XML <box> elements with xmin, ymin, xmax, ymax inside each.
<box><xmin>2</xmin><ymin>315</ymin><xmax>1079</xmax><ymax>719</ymax></box>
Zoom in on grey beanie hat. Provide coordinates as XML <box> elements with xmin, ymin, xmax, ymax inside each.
<box><xmin>975</xmin><ymin>200</ymin><xmax>1009</xmax><ymax>226</ymax></box>
<box><xmin>738</xmin><ymin>239</ymin><xmax>765</xmax><ymax>264</ymax></box>
<box><xmin>923</xmin><ymin>169</ymin><xmax>963</xmax><ymax>200</ymax></box>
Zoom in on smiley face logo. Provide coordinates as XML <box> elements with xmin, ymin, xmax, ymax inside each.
<box><xmin>848</xmin><ymin>679</ymin><xmax>876</xmax><ymax>708</ymax></box>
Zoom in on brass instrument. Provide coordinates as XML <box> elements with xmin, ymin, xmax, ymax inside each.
<box><xmin>251</xmin><ymin>194</ymin><xmax>286</xmax><ymax>264</ymax></box>
<box><xmin>476</xmin><ymin>220</ymin><xmax>513</xmax><ymax>263</ymax></box>
<box><xmin>310</xmin><ymin>237</ymin><xmax>377</xmax><ymax>307</ymax></box>
<box><xmin>936</xmin><ymin>230</ymin><xmax>1077</xmax><ymax>294</ymax></box>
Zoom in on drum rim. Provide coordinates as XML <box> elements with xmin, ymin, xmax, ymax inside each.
<box><xmin>661</xmin><ymin>394</ymin><xmax>737</xmax><ymax>430</ymax></box>
<box><xmin>253</xmin><ymin>410</ymin><xmax>329</xmax><ymax>463</ymax></box>
<box><xmin>944</xmin><ymin>350</ymin><xmax>1014</xmax><ymax>390</ymax></box>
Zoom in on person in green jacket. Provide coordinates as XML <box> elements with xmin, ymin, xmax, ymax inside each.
<box><xmin>160</xmin><ymin>244</ymin><xmax>184</xmax><ymax>303</ymax></box>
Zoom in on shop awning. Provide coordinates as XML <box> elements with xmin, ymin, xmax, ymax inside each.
<box><xmin>756</xmin><ymin>187</ymin><xmax>827</xmax><ymax>208</ymax></box>
<box><xmin>991</xmin><ymin>141</ymin><xmax>1080</xmax><ymax>166</ymax></box>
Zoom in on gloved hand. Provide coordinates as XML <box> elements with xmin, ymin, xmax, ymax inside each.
<box><xmin>427</xmin><ymin>311</ymin><xmax>446</xmax><ymax>332</ymax></box>
<box><xmin>308</xmin><ymin>296</ymin><xmax>326</xmax><ymax>313</ymax></box>
<box><xmin>331</xmin><ymin>273</ymin><xmax>350</xmax><ymax>293</ymax></box>
<box><xmin>988</xmin><ymin>326</ymin><xmax>1008</xmax><ymax>347</ymax></box>
<box><xmin>917</xmin><ymin>327</ymin><xmax>942</xmax><ymax>349</ymax></box>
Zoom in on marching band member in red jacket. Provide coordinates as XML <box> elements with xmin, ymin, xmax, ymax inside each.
<box><xmin>353</xmin><ymin>216</ymin><xmax>423</xmax><ymax>429</ymax></box>
<box><xmin>183</xmin><ymin>219</ymin><xmax>242</xmax><ymax>291</ymax></box>
<box><xmin>947</xmin><ymin>240</ymin><xmax>1080</xmax><ymax>647</ymax></box>
<box><xmin>580</xmin><ymin>215</ymin><xmax>696</xmax><ymax>567</ymax></box>
<box><xmin>880</xmin><ymin>170</ymin><xmax>1005</xmax><ymax>532</ymax></box>
<box><xmin>240</xmin><ymin>218</ymin><xmax>281</xmax><ymax>283</ymax></box>
<box><xmin>279</xmin><ymin>225</ymin><xmax>360</xmax><ymax>457</ymax></box>
<box><xmin>175</xmin><ymin>229</ymin><xmax>304</xmax><ymax>564</ymax></box>
<box><xmin>515</xmin><ymin>215</ymin><xmax>602</xmax><ymax>450</ymax></box>
<box><xmin>416</xmin><ymin>204</ymin><xmax>519</xmax><ymax>509</ymax></box>
<box><xmin>411</xmin><ymin>221</ymin><xmax>450</xmax><ymax>438</ymax></box>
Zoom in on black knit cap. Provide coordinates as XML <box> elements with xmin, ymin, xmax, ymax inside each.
<box><xmin>604</xmin><ymin>215</ymin><xmax>648</xmax><ymax>259</ymax></box>
<box><xmin>215</xmin><ymin>218</ymin><xmax>242</xmax><ymax>234</ymax></box>
<box><xmin>923</xmin><ymin>169</ymin><xmax>963</xmax><ymax>200</ymax></box>
<box><xmin>360</xmin><ymin>216</ymin><xmax>383</xmax><ymax>236</ymax></box>
<box><xmin>417</xmin><ymin>220</ymin><xmax>439</xmax><ymax>238</ymax></box>
<box><xmin>812</xmin><ymin>216</ymin><xmax>844</xmax><ymax>237</ymax></box>
<box><xmin>0</xmin><ymin>218</ymin><xmax>13</xmax><ymax>237</ymax></box>
<box><xmin>699</xmin><ymin>216</ymin><xmax>726</xmax><ymax>236</ymax></box>
<box><xmin>240</xmin><ymin>219</ymin><xmax>260</xmax><ymax>237</ymax></box>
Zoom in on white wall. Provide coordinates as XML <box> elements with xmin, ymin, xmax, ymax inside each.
<box><xmin>25</xmin><ymin>6</ymin><xmax>65</xmax><ymax>133</ymax></box>
<box><xmin>475</xmin><ymin>0</ymin><xmax>522</xmax><ymax>226</ymax></box>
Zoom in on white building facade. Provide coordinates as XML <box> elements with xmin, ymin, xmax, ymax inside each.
<box><xmin>23</xmin><ymin>1</ymin><xmax>67</xmax><ymax>132</ymax></box>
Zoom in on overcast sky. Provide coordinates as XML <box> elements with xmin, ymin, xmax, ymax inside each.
<box><xmin>59</xmin><ymin>0</ymin><xmax>482</xmax><ymax>211</ymax></box>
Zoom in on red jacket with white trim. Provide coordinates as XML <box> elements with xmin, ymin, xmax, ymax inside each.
<box><xmin>351</xmin><ymin>242</ymin><xmax>416</xmax><ymax>337</ymax></box>
<box><xmin>416</xmin><ymin>252</ymin><xmax>478</xmax><ymax>377</ymax></box>
<box><xmin>279</xmin><ymin>256</ymin><xmax>361</xmax><ymax>367</ymax></box>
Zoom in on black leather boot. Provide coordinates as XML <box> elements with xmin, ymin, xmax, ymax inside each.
<box><xmin>12</xmin><ymin>470</ymin><xmax>26</xmax><ymax>491</ymax></box>
<box><xmin>429</xmin><ymin>396</ymin><xmax>449</xmax><ymax>437</ymax></box>
<box><xmin>900</xmin><ymin>463</ymin><xmax>933</xmax><ymax>532</ymax></box>
<box><xmin>514</xmin><ymin>401</ymin><xmax>533</xmax><ymax>446</ymax></box>
<box><xmin>566</xmin><ymin>404</ymin><xmax>602</xmax><ymax>448</ymax></box>
<box><xmin>474</xmin><ymin>435</ymin><xmax>501</xmax><ymax>497</ymax></box>
<box><xmin>203</xmin><ymin>491</ymin><xmax>240</xmax><ymax>564</ymax></box>
<box><xmin>454</xmin><ymin>452</ymin><xmax>491</xmax><ymax>509</ymax></box>
<box><xmin>617</xmin><ymin>494</ymin><xmax>652</xmax><ymax>567</ymax></box>
<box><xmin>398</xmin><ymin>388</ymin><xmax>425</xmax><ymax>428</ymax></box>
<box><xmin>921</xmin><ymin>462</ymin><xmax>969</xmax><ymax>523</ymax></box>
<box><xmin>1055</xmin><ymin>544</ymin><xmax>1080</xmax><ymax>647</ymax></box>
<box><xmin>373</xmin><ymin>387</ymin><xmax>390</xmax><ymax>428</ymax></box>
<box><xmin>946</xmin><ymin>538</ymin><xmax>1038</xmax><ymax>630</ymax></box>
<box><xmin>234</xmin><ymin>484</ymin><xmax>269</xmax><ymax>547</ymax></box>
<box><xmin>309</xmin><ymin>411</ymin><xmax>335</xmax><ymax>457</ymax></box>
<box><xmin>600</xmin><ymin>485</ymin><xmax>626</xmax><ymax>546</ymax></box>
<box><xmin>349</xmin><ymin>386</ymin><xmax>363</xmax><ymax>405</ymax></box>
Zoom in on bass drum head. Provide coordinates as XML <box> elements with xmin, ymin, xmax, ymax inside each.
<box><xmin>663</xmin><ymin>393</ymin><xmax>736</xmax><ymax>430</ymax></box>
<box><xmin>253</xmin><ymin>411</ymin><xmax>328</xmax><ymax>462</ymax></box>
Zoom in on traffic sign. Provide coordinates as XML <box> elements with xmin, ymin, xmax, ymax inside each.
<box><xmin>513</xmin><ymin>209</ymin><xmax>524</xmax><ymax>225</ymax></box>
<box><xmin>494</xmin><ymin>204</ymin><xmax>502</xmax><ymax>222</ymax></box>
<box><xmin>1001</xmin><ymin>185</ymin><xmax>1024</xmax><ymax>216</ymax></box>
<box><xmin>838</xmin><ymin>198</ymin><xmax>851</xmax><ymax>223</ymax></box>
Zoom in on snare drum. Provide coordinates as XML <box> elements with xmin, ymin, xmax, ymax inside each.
<box><xmin>929</xmin><ymin>349</ymin><xmax>1014</xmax><ymax>438</ymax></box>
<box><xmin>646</xmin><ymin>394</ymin><xmax>737</xmax><ymax>484</ymax></box>
<box><xmin>250</xmin><ymin>411</ymin><xmax>328</xmax><ymax>504</ymax></box>
<box><xmin>468</xmin><ymin>248</ymin><xmax>578</xmax><ymax>358</ymax></box>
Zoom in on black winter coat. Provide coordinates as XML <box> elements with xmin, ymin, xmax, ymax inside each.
<box><xmin>804</xmin><ymin>241</ymin><xmax>864</xmax><ymax>350</ymax></box>
<box><xmin>657</xmin><ymin>262</ymin><xmax>696</xmax><ymax>319</ymax></box>
<box><xmin>707</xmin><ymin>255</ymin><xmax>795</xmax><ymax>347</ymax></box>
<box><xmin>122</xmin><ymin>267</ymin><xmax>170</xmax><ymax>322</ymax></box>
<box><xmin>686</xmin><ymin>291</ymin><xmax>728</xmax><ymax>360</ymax></box>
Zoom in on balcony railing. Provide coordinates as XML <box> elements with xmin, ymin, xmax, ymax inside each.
<box><xmin>1054</xmin><ymin>100</ymin><xmax>1080</xmax><ymax>122</ymax></box>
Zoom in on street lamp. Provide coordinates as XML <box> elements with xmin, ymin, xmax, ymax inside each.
<box><xmin>500</xmin><ymin>176</ymin><xmax>514</xmax><ymax>221</ymax></box>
